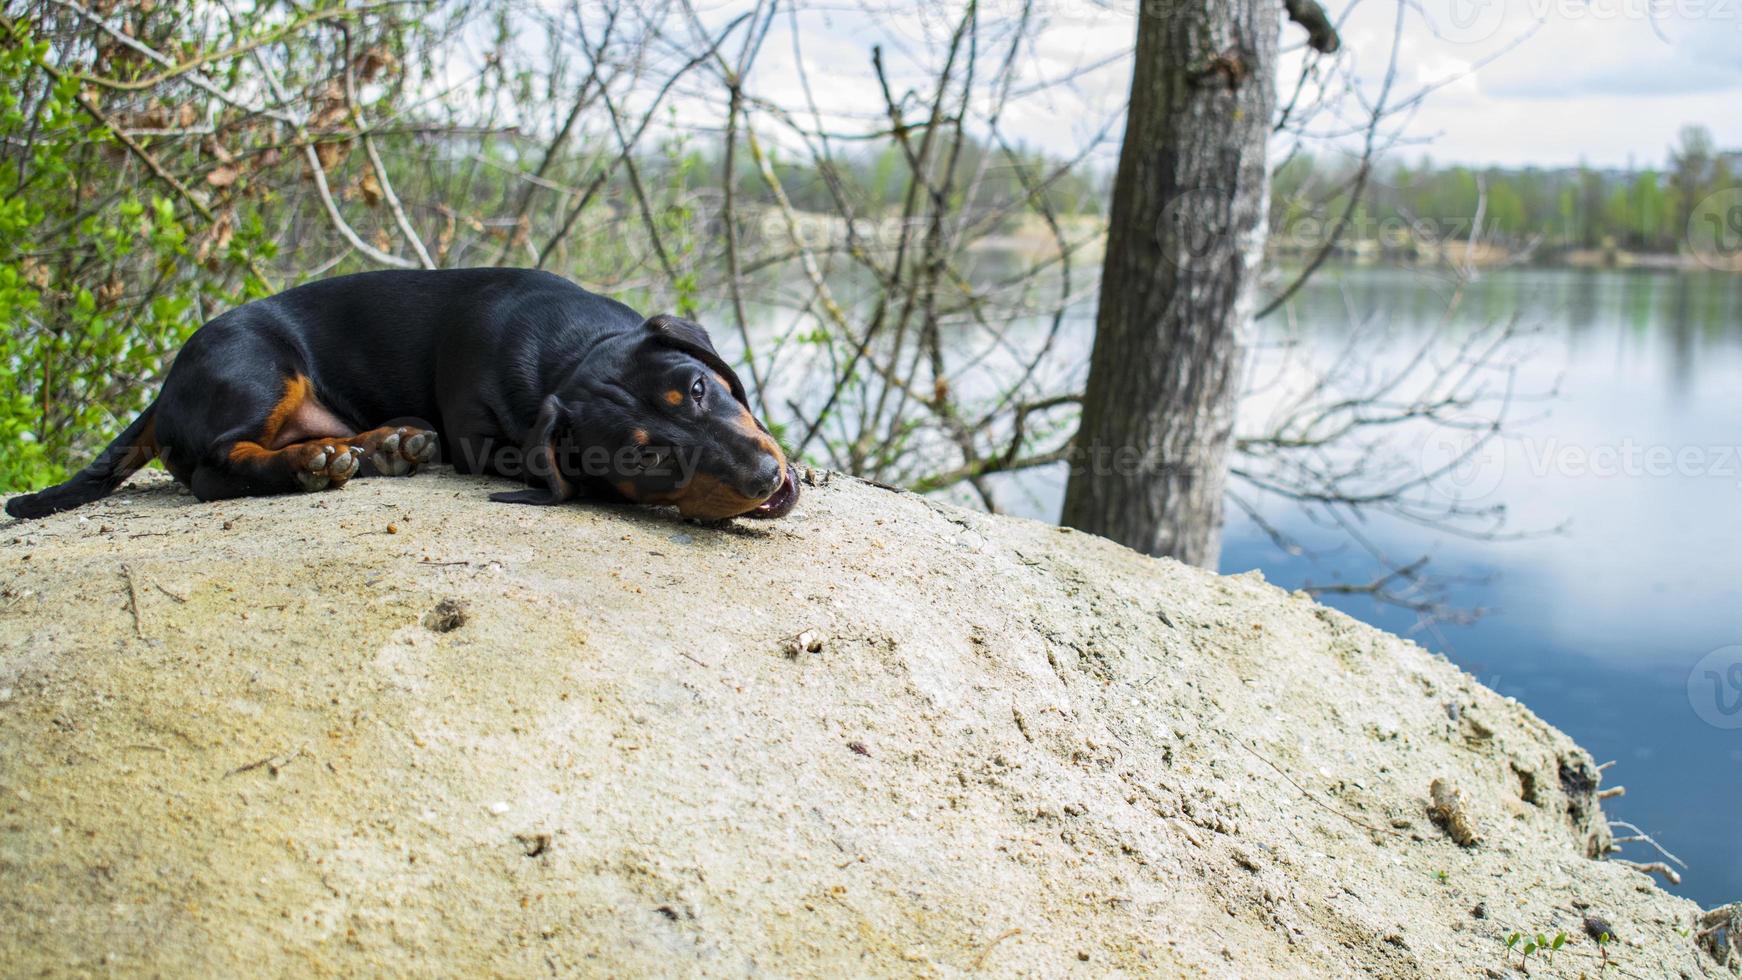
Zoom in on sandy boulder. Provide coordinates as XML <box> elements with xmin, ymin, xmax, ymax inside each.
<box><xmin>0</xmin><ymin>469</ymin><xmax>1729</xmax><ymax>976</ymax></box>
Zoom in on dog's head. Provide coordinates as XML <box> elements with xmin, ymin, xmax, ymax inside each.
<box><xmin>491</xmin><ymin>314</ymin><xmax>799</xmax><ymax>520</ymax></box>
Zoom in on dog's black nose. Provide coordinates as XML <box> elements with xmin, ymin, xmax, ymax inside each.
<box><xmin>746</xmin><ymin>456</ymin><xmax>784</xmax><ymax>499</ymax></box>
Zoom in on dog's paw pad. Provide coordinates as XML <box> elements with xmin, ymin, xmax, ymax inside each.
<box><xmin>403</xmin><ymin>430</ymin><xmax>437</xmax><ymax>464</ymax></box>
<box><xmin>294</xmin><ymin>444</ymin><xmax>362</xmax><ymax>491</ymax></box>
<box><xmin>367</xmin><ymin>426</ymin><xmax>438</xmax><ymax>477</ymax></box>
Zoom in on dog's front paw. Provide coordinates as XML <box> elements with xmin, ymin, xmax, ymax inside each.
<box><xmin>362</xmin><ymin>426</ymin><xmax>438</xmax><ymax>477</ymax></box>
<box><xmin>290</xmin><ymin>443</ymin><xmax>363</xmax><ymax>491</ymax></box>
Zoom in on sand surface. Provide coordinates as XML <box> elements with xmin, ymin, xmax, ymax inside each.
<box><xmin>0</xmin><ymin>468</ymin><xmax>1730</xmax><ymax>977</ymax></box>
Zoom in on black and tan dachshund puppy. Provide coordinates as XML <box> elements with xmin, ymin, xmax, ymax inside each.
<box><xmin>5</xmin><ymin>268</ymin><xmax>799</xmax><ymax>522</ymax></box>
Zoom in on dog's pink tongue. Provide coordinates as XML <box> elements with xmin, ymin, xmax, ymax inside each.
<box><xmin>747</xmin><ymin>465</ymin><xmax>800</xmax><ymax>519</ymax></box>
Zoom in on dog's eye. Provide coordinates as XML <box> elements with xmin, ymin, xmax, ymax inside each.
<box><xmin>690</xmin><ymin>376</ymin><xmax>706</xmax><ymax>403</ymax></box>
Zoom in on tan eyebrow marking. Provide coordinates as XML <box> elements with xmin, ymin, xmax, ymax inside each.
<box><xmin>663</xmin><ymin>390</ymin><xmax>683</xmax><ymax>406</ymax></box>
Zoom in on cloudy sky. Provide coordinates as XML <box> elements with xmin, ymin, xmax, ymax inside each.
<box><xmin>1331</xmin><ymin>0</ymin><xmax>1742</xmax><ymax>166</ymax></box>
<box><xmin>736</xmin><ymin>0</ymin><xmax>1742</xmax><ymax>171</ymax></box>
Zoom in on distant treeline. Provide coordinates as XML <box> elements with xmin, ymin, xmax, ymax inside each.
<box><xmin>705</xmin><ymin>135</ymin><xmax>1109</xmax><ymax>225</ymax></box>
<box><xmin>735</xmin><ymin>122</ymin><xmax>1737</xmax><ymax>258</ymax></box>
<box><xmin>1273</xmin><ymin>125</ymin><xmax>1736</xmax><ymax>257</ymax></box>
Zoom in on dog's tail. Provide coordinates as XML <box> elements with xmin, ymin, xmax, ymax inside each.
<box><xmin>5</xmin><ymin>404</ymin><xmax>160</xmax><ymax>520</ymax></box>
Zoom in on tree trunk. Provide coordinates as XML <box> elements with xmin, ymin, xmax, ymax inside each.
<box><xmin>1059</xmin><ymin>0</ymin><xmax>1278</xmax><ymax>567</ymax></box>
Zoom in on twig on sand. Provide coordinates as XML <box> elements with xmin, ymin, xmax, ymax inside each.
<box><xmin>1607</xmin><ymin>820</ymin><xmax>1688</xmax><ymax>870</ymax></box>
<box><xmin>1230</xmin><ymin>733</ymin><xmax>1405</xmax><ymax>839</ymax></box>
<box><xmin>1698</xmin><ymin>902</ymin><xmax>1740</xmax><ymax>965</ymax></box>
<box><xmin>225</xmin><ymin>744</ymin><xmax>306</xmax><ymax>778</ymax></box>
<box><xmin>1613</xmin><ymin>859</ymin><xmax>1682</xmax><ymax>886</ymax></box>
<box><xmin>971</xmin><ymin>927</ymin><xmax>1022</xmax><ymax>970</ymax></box>
<box><xmin>120</xmin><ymin>564</ymin><xmax>146</xmax><ymax>639</ymax></box>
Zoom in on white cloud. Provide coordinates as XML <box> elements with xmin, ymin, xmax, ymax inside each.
<box><xmin>1312</xmin><ymin>0</ymin><xmax>1742</xmax><ymax>165</ymax></box>
<box><xmin>670</xmin><ymin>0</ymin><xmax>1741</xmax><ymax>170</ymax></box>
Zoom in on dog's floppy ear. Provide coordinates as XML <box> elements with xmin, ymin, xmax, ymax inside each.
<box><xmin>644</xmin><ymin>314</ymin><xmax>751</xmax><ymax>410</ymax></box>
<box><xmin>490</xmin><ymin>394</ymin><xmax>579</xmax><ymax>506</ymax></box>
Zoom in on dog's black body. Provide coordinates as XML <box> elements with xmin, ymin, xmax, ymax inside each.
<box><xmin>5</xmin><ymin>268</ymin><xmax>798</xmax><ymax>521</ymax></box>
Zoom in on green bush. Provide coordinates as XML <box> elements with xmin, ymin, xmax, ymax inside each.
<box><xmin>0</xmin><ymin>19</ymin><xmax>265</xmax><ymax>492</ymax></box>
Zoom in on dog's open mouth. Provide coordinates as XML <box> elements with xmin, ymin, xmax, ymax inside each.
<box><xmin>745</xmin><ymin>464</ymin><xmax>800</xmax><ymax>519</ymax></box>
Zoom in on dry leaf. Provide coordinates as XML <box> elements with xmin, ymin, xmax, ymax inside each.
<box><xmin>309</xmin><ymin>82</ymin><xmax>349</xmax><ymax>131</ymax></box>
<box><xmin>212</xmin><ymin>212</ymin><xmax>235</xmax><ymax>250</ymax></box>
<box><xmin>354</xmin><ymin>47</ymin><xmax>398</xmax><ymax>82</ymax></box>
<box><xmin>359</xmin><ymin>170</ymin><xmax>383</xmax><ymax>207</ymax></box>
<box><xmin>206</xmin><ymin>164</ymin><xmax>239</xmax><ymax>188</ymax></box>
<box><xmin>436</xmin><ymin>209</ymin><xmax>456</xmax><ymax>261</ymax></box>
<box><xmin>197</xmin><ymin>213</ymin><xmax>234</xmax><ymax>266</ymax></box>
<box><xmin>313</xmin><ymin>141</ymin><xmax>350</xmax><ymax>173</ymax></box>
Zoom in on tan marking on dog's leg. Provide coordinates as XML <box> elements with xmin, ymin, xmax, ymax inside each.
<box><xmin>261</xmin><ymin>375</ymin><xmax>357</xmax><ymax>449</ymax></box>
<box><xmin>263</xmin><ymin>376</ymin><xmax>312</xmax><ymax>443</ymax></box>
<box><xmin>226</xmin><ymin>438</ymin><xmax>363</xmax><ymax>491</ymax></box>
